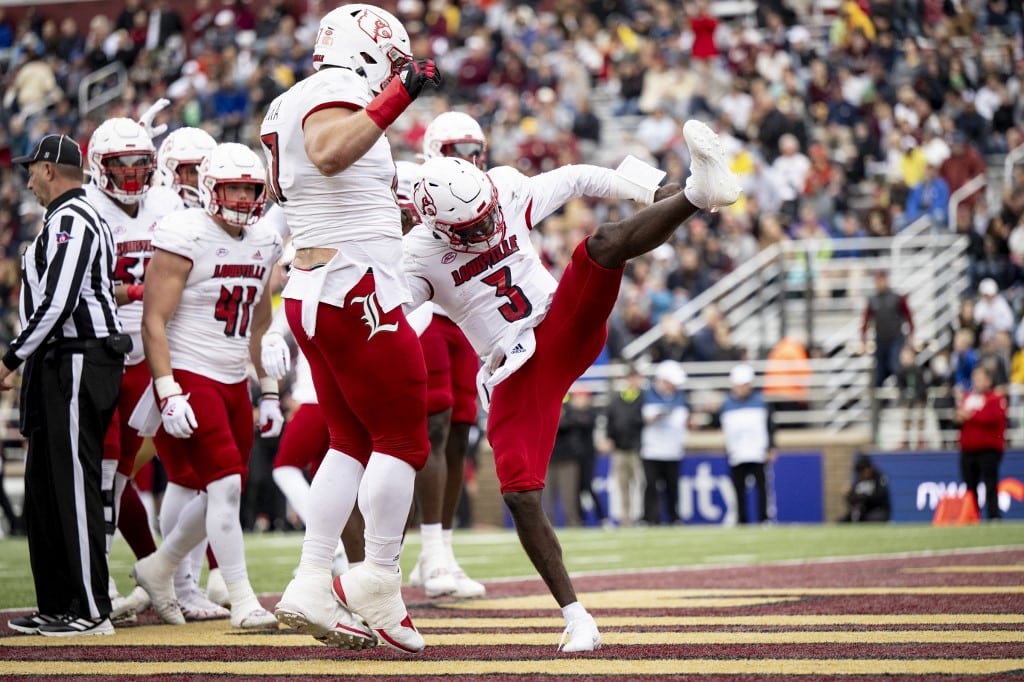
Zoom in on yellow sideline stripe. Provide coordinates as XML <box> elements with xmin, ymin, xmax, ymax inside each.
<box><xmin>441</xmin><ymin>587</ymin><xmax>1024</xmax><ymax>611</ymax></box>
<box><xmin>6</xmin><ymin>659</ymin><xmax>1024</xmax><ymax>677</ymax></box>
<box><xmin>4</xmin><ymin>626</ymin><xmax>1022</xmax><ymax>648</ymax></box>
<box><xmin>423</xmin><ymin>613</ymin><xmax>1024</xmax><ymax>628</ymax></box>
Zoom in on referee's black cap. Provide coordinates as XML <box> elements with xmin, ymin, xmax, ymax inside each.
<box><xmin>13</xmin><ymin>134</ymin><xmax>83</xmax><ymax>168</ymax></box>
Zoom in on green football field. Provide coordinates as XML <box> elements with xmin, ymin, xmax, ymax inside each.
<box><xmin>1</xmin><ymin>523</ymin><xmax>1021</xmax><ymax>611</ymax></box>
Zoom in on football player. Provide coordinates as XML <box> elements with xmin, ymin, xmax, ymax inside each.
<box><xmin>258</xmin><ymin>3</ymin><xmax>441</xmax><ymax>654</ymax></box>
<box><xmin>402</xmin><ymin>116</ymin><xmax>488</xmax><ymax>600</ymax></box>
<box><xmin>404</xmin><ymin>120</ymin><xmax>741</xmax><ymax>652</ymax></box>
<box><xmin>128</xmin><ymin>143</ymin><xmax>283</xmax><ymax>630</ymax></box>
<box><xmin>84</xmin><ymin>117</ymin><xmax>187</xmax><ymax>619</ymax></box>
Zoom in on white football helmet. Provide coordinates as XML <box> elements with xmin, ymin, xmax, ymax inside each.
<box><xmin>423</xmin><ymin>111</ymin><xmax>488</xmax><ymax>169</ymax></box>
<box><xmin>157</xmin><ymin>127</ymin><xmax>217</xmax><ymax>208</ymax></box>
<box><xmin>198</xmin><ymin>143</ymin><xmax>267</xmax><ymax>228</ymax></box>
<box><xmin>88</xmin><ymin>117</ymin><xmax>156</xmax><ymax>205</ymax></box>
<box><xmin>413</xmin><ymin>157</ymin><xmax>504</xmax><ymax>252</ymax></box>
<box><xmin>312</xmin><ymin>4</ymin><xmax>412</xmax><ymax>94</ymax></box>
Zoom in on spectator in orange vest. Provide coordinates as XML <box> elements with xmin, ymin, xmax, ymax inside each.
<box><xmin>954</xmin><ymin>365</ymin><xmax>1008</xmax><ymax>521</ymax></box>
<box><xmin>764</xmin><ymin>332</ymin><xmax>811</xmax><ymax>419</ymax></box>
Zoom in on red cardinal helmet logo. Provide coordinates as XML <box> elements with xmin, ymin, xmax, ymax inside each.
<box><xmin>418</xmin><ymin>187</ymin><xmax>437</xmax><ymax>217</ymax></box>
<box><xmin>357</xmin><ymin>8</ymin><xmax>393</xmax><ymax>43</ymax></box>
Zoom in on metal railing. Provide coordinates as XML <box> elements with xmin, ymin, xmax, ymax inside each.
<box><xmin>947</xmin><ymin>174</ymin><xmax>986</xmax><ymax>232</ymax></box>
<box><xmin>78</xmin><ymin>62</ymin><xmax>127</xmax><ymax>119</ymax></box>
<box><xmin>608</xmin><ymin>231</ymin><xmax>969</xmax><ymax>435</ymax></box>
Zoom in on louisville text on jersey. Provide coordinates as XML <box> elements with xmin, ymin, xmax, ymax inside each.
<box><xmin>450</xmin><ymin>235</ymin><xmax>521</xmax><ymax>287</ymax></box>
<box><xmin>212</xmin><ymin>264</ymin><xmax>268</xmax><ymax>280</ymax></box>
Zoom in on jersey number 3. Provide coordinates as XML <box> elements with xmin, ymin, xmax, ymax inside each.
<box><xmin>481</xmin><ymin>266</ymin><xmax>532</xmax><ymax>323</ymax></box>
<box><xmin>215</xmin><ymin>285</ymin><xmax>257</xmax><ymax>337</ymax></box>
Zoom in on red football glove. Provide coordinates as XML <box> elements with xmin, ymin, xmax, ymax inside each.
<box><xmin>365</xmin><ymin>59</ymin><xmax>443</xmax><ymax>130</ymax></box>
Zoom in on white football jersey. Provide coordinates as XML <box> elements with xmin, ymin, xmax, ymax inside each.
<box><xmin>260</xmin><ymin>68</ymin><xmax>413</xmax><ymax>325</ymax></box>
<box><xmin>403</xmin><ymin>164</ymin><xmax>620</xmax><ymax>359</ymax></box>
<box><xmin>152</xmin><ymin>208</ymin><xmax>283</xmax><ymax>384</ymax></box>
<box><xmin>259</xmin><ymin>68</ymin><xmax>401</xmax><ymax>247</ymax></box>
<box><xmin>85</xmin><ymin>184</ymin><xmax>185</xmax><ymax>365</ymax></box>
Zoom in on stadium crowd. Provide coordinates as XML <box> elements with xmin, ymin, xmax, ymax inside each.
<box><xmin>2</xmin><ymin>1</ymin><xmax>1024</xmax><ymax>520</ymax></box>
<box><xmin>3</xmin><ymin>0</ymin><xmax>1024</xmax><ymax>366</ymax></box>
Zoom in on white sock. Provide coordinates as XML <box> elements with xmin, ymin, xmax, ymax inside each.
<box><xmin>206</xmin><ymin>475</ymin><xmax>247</xmax><ymax>584</ymax></box>
<box><xmin>420</xmin><ymin>523</ymin><xmax>444</xmax><ymax>556</ymax></box>
<box><xmin>272</xmin><ymin>466</ymin><xmax>310</xmax><ymax>522</ymax></box>
<box><xmin>299</xmin><ymin>450</ymin><xmax>364</xmax><ymax>572</ymax></box>
<box><xmin>159</xmin><ymin>492</ymin><xmax>208</xmax><ymax>566</ymax></box>
<box><xmin>561</xmin><ymin>601</ymin><xmax>587</xmax><ymax>624</ymax></box>
<box><xmin>359</xmin><ymin>452</ymin><xmax>415</xmax><ymax>571</ymax></box>
<box><xmin>160</xmin><ymin>482</ymin><xmax>198</xmax><ymax>539</ymax></box>
<box><xmin>226</xmin><ymin>578</ymin><xmax>260</xmax><ymax>612</ymax></box>
<box><xmin>441</xmin><ymin>528</ymin><xmax>454</xmax><ymax>550</ymax></box>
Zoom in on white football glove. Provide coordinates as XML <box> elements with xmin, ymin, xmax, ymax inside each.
<box><xmin>138</xmin><ymin>97</ymin><xmax>171</xmax><ymax>139</ymax></box>
<box><xmin>258</xmin><ymin>396</ymin><xmax>284</xmax><ymax>438</ymax></box>
<box><xmin>260</xmin><ymin>331</ymin><xmax>291</xmax><ymax>381</ymax></box>
<box><xmin>161</xmin><ymin>393</ymin><xmax>197</xmax><ymax>438</ymax></box>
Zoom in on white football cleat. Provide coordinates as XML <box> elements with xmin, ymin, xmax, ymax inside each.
<box><xmin>333</xmin><ymin>563</ymin><xmax>424</xmax><ymax>654</ymax></box>
<box><xmin>111</xmin><ymin>585</ymin><xmax>150</xmax><ymax>623</ymax></box>
<box><xmin>682</xmin><ymin>119</ymin><xmax>741</xmax><ymax>213</ymax></box>
<box><xmin>449</xmin><ymin>561</ymin><xmax>486</xmax><ymax>599</ymax></box>
<box><xmin>276</xmin><ymin>568</ymin><xmax>377</xmax><ymax>650</ymax></box>
<box><xmin>205</xmin><ymin>568</ymin><xmax>230</xmax><ymax>607</ymax></box>
<box><xmin>131</xmin><ymin>554</ymin><xmax>185</xmax><ymax>625</ymax></box>
<box><xmin>178</xmin><ymin>584</ymin><xmax>230</xmax><ymax>621</ymax></box>
<box><xmin>231</xmin><ymin>601</ymin><xmax>279</xmax><ymax>629</ymax></box>
<box><xmin>419</xmin><ymin>551</ymin><xmax>456</xmax><ymax>598</ymax></box>
<box><xmin>558</xmin><ymin>614</ymin><xmax>601</xmax><ymax>653</ymax></box>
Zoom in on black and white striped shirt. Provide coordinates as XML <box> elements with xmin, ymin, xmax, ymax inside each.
<box><xmin>2</xmin><ymin>187</ymin><xmax>121</xmax><ymax>369</ymax></box>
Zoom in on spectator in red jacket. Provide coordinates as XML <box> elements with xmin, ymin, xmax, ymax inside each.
<box><xmin>955</xmin><ymin>365</ymin><xmax>1008</xmax><ymax>520</ymax></box>
<box><xmin>938</xmin><ymin>132</ymin><xmax>987</xmax><ymax>211</ymax></box>
<box><xmin>688</xmin><ymin>0</ymin><xmax>719</xmax><ymax>61</ymax></box>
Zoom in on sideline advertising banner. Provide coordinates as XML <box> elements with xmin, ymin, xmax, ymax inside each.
<box><xmin>865</xmin><ymin>450</ymin><xmax>1024</xmax><ymax>522</ymax></box>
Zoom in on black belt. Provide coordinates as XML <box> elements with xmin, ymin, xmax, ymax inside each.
<box><xmin>46</xmin><ymin>338</ymin><xmax>110</xmax><ymax>352</ymax></box>
<box><xmin>45</xmin><ymin>334</ymin><xmax>133</xmax><ymax>355</ymax></box>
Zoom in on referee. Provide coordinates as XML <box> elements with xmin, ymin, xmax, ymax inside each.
<box><xmin>1</xmin><ymin>134</ymin><xmax>128</xmax><ymax>637</ymax></box>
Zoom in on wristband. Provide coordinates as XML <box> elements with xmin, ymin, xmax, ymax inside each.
<box><xmin>259</xmin><ymin>376</ymin><xmax>278</xmax><ymax>396</ymax></box>
<box><xmin>126</xmin><ymin>284</ymin><xmax>144</xmax><ymax>302</ymax></box>
<box><xmin>154</xmin><ymin>375</ymin><xmax>183</xmax><ymax>401</ymax></box>
<box><xmin>364</xmin><ymin>76</ymin><xmax>412</xmax><ymax>130</ymax></box>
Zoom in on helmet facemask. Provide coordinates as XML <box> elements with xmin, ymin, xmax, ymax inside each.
<box><xmin>442</xmin><ymin>203</ymin><xmax>505</xmax><ymax>251</ymax></box>
<box><xmin>99</xmin><ymin>151</ymin><xmax>155</xmax><ymax>204</ymax></box>
<box><xmin>207</xmin><ymin>180</ymin><xmax>267</xmax><ymax>228</ymax></box>
<box><xmin>441</xmin><ymin>141</ymin><xmax>487</xmax><ymax>169</ymax></box>
<box><xmin>169</xmin><ymin>160</ymin><xmax>203</xmax><ymax>207</ymax></box>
